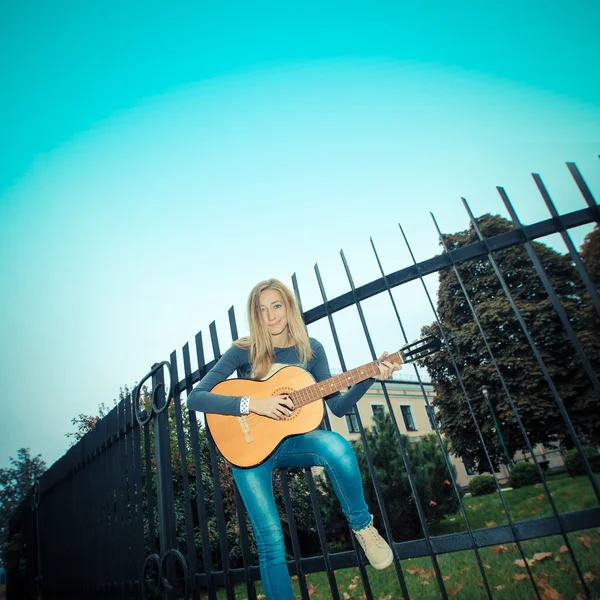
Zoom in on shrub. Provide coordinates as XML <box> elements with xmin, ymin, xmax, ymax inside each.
<box><xmin>508</xmin><ymin>461</ymin><xmax>540</xmax><ymax>488</ymax></box>
<box><xmin>565</xmin><ymin>446</ymin><xmax>600</xmax><ymax>477</ymax></box>
<box><xmin>468</xmin><ymin>475</ymin><xmax>496</xmax><ymax>496</ymax></box>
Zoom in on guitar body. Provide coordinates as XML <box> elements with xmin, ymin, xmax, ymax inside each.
<box><xmin>205</xmin><ymin>365</ymin><xmax>324</xmax><ymax>468</ymax></box>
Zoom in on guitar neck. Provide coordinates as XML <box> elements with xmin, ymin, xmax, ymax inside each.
<box><xmin>290</xmin><ymin>351</ymin><xmax>403</xmax><ymax>408</ymax></box>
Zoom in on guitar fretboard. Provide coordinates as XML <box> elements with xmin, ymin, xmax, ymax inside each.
<box><xmin>290</xmin><ymin>351</ymin><xmax>403</xmax><ymax>408</ymax></box>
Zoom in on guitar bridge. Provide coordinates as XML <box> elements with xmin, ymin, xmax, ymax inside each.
<box><xmin>237</xmin><ymin>416</ymin><xmax>254</xmax><ymax>443</ymax></box>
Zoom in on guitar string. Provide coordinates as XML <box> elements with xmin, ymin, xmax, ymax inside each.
<box><xmin>229</xmin><ymin>346</ymin><xmax>439</xmax><ymax>426</ymax></box>
<box><xmin>232</xmin><ymin>347</ymin><xmax>446</xmax><ymax>420</ymax></box>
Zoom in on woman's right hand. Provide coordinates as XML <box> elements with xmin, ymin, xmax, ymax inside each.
<box><xmin>250</xmin><ymin>395</ymin><xmax>294</xmax><ymax>420</ymax></box>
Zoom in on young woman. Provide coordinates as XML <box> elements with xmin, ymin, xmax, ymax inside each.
<box><xmin>187</xmin><ymin>278</ymin><xmax>400</xmax><ymax>600</ymax></box>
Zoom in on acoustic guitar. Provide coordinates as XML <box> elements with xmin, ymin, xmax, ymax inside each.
<box><xmin>205</xmin><ymin>336</ymin><xmax>441</xmax><ymax>468</ymax></box>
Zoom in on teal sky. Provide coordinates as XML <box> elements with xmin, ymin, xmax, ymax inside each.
<box><xmin>1</xmin><ymin>1</ymin><xmax>599</xmax><ymax>469</ymax></box>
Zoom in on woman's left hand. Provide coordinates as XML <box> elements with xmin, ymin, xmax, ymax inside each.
<box><xmin>373</xmin><ymin>351</ymin><xmax>401</xmax><ymax>381</ymax></box>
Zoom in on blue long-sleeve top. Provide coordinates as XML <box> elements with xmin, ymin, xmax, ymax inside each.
<box><xmin>186</xmin><ymin>337</ymin><xmax>374</xmax><ymax>418</ymax></box>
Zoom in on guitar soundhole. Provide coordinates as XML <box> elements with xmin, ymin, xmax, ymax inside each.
<box><xmin>273</xmin><ymin>387</ymin><xmax>301</xmax><ymax>421</ymax></box>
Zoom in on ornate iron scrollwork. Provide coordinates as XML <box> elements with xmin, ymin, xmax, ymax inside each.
<box><xmin>141</xmin><ymin>550</ymin><xmax>189</xmax><ymax>600</ymax></box>
<box><xmin>134</xmin><ymin>361</ymin><xmax>173</xmax><ymax>426</ymax></box>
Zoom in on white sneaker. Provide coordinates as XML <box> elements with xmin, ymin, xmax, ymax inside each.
<box><xmin>352</xmin><ymin>515</ymin><xmax>393</xmax><ymax>570</ymax></box>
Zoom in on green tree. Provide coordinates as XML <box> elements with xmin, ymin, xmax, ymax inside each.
<box><xmin>319</xmin><ymin>413</ymin><xmax>459</xmax><ymax>546</ymax></box>
<box><xmin>0</xmin><ymin>448</ymin><xmax>47</xmax><ymax>569</ymax></box>
<box><xmin>419</xmin><ymin>214</ymin><xmax>600</xmax><ymax>472</ymax></box>
<box><xmin>65</xmin><ymin>401</ymin><xmax>115</xmax><ymax>445</ymax></box>
<box><xmin>580</xmin><ymin>225</ymin><xmax>600</xmax><ymax>287</ymax></box>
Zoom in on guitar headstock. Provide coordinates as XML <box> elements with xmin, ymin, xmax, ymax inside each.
<box><xmin>399</xmin><ymin>335</ymin><xmax>442</xmax><ymax>364</ymax></box>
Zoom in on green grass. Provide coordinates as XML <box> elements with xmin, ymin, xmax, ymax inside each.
<box><xmin>432</xmin><ymin>472</ymin><xmax>599</xmax><ymax>536</ymax></box>
<box><xmin>204</xmin><ymin>475</ymin><xmax>600</xmax><ymax>599</ymax></box>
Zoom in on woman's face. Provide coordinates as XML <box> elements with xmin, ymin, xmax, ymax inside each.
<box><xmin>259</xmin><ymin>288</ymin><xmax>289</xmax><ymax>339</ymax></box>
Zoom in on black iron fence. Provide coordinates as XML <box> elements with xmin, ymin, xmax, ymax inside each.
<box><xmin>7</xmin><ymin>160</ymin><xmax>600</xmax><ymax>600</ymax></box>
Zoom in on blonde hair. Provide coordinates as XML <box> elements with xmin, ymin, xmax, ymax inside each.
<box><xmin>234</xmin><ymin>278</ymin><xmax>312</xmax><ymax>379</ymax></box>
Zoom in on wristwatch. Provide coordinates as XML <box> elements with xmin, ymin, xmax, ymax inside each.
<box><xmin>240</xmin><ymin>396</ymin><xmax>251</xmax><ymax>415</ymax></box>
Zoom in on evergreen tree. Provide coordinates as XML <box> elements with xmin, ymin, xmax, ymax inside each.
<box><xmin>419</xmin><ymin>214</ymin><xmax>600</xmax><ymax>472</ymax></box>
<box><xmin>319</xmin><ymin>413</ymin><xmax>459</xmax><ymax>546</ymax></box>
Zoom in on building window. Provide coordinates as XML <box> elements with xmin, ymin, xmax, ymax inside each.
<box><xmin>425</xmin><ymin>405</ymin><xmax>436</xmax><ymax>430</ymax></box>
<box><xmin>463</xmin><ymin>459</ymin><xmax>477</xmax><ymax>476</ymax></box>
<box><xmin>400</xmin><ymin>405</ymin><xmax>417</xmax><ymax>431</ymax></box>
<box><xmin>345</xmin><ymin>409</ymin><xmax>360</xmax><ymax>434</ymax></box>
<box><xmin>371</xmin><ymin>404</ymin><xmax>385</xmax><ymax>430</ymax></box>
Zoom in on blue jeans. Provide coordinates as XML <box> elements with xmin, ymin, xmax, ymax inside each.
<box><xmin>232</xmin><ymin>430</ymin><xmax>371</xmax><ymax>600</ymax></box>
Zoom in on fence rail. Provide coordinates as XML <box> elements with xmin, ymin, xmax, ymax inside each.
<box><xmin>7</xmin><ymin>160</ymin><xmax>600</xmax><ymax>600</ymax></box>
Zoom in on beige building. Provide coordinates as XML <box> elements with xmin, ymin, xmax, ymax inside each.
<box><xmin>326</xmin><ymin>375</ymin><xmax>482</xmax><ymax>488</ymax></box>
<box><xmin>326</xmin><ymin>375</ymin><xmax>565</xmax><ymax>488</ymax></box>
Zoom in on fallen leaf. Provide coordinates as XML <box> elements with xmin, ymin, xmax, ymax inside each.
<box><xmin>490</xmin><ymin>545</ymin><xmax>510</xmax><ymax>554</ymax></box>
<box><xmin>484</xmin><ymin>564</ymin><xmax>492</xmax><ymax>569</ymax></box>
<box><xmin>559</xmin><ymin>545</ymin><xmax>568</xmax><ymax>554</ymax></box>
<box><xmin>537</xmin><ymin>493</ymin><xmax>544</xmax><ymax>500</ymax></box>
<box><xmin>554</xmin><ymin>556</ymin><xmax>562</xmax><ymax>562</ymax></box>
<box><xmin>291</xmin><ymin>575</ymin><xmax>299</xmax><ymax>581</ymax></box>
<box><xmin>430</xmin><ymin>500</ymin><xmax>437</xmax><ymax>506</ymax></box>
<box><xmin>343</xmin><ymin>594</ymin><xmax>351</xmax><ymax>600</ymax></box>
<box><xmin>532</xmin><ymin>552</ymin><xmax>553</xmax><ymax>561</ymax></box>
<box><xmin>495</xmin><ymin>585</ymin><xmax>505</xmax><ymax>591</ymax></box>
<box><xmin>349</xmin><ymin>584</ymin><xmax>358</xmax><ymax>590</ymax></box>
<box><xmin>421</xmin><ymin>581</ymin><xmax>430</xmax><ymax>586</ymax></box>
<box><xmin>485</xmin><ymin>520</ymin><xmax>497</xmax><ymax>527</ymax></box>
<box><xmin>444</xmin><ymin>479</ymin><xmax>451</xmax><ymax>485</ymax></box>
<box><xmin>539</xmin><ymin>583</ymin><xmax>563</xmax><ymax>600</ymax></box>
<box><xmin>307</xmin><ymin>584</ymin><xmax>318</xmax><ymax>596</ymax></box>
<box><xmin>443</xmin><ymin>575</ymin><xmax>451</xmax><ymax>582</ymax></box>
<box><xmin>560</xmin><ymin>564</ymin><xmax>570</xmax><ymax>572</ymax></box>
<box><xmin>407</xmin><ymin>565</ymin><xmax>421</xmax><ymax>576</ymax></box>
<box><xmin>576</xmin><ymin>594</ymin><xmax>587</xmax><ymax>600</ymax></box>
<box><xmin>577</xmin><ymin>534</ymin><xmax>592</xmax><ymax>550</ymax></box>
<box><xmin>447</xmin><ymin>583</ymin><xmax>463</xmax><ymax>596</ymax></box>
<box><xmin>583</xmin><ymin>572</ymin><xmax>595</xmax><ymax>583</ymax></box>
<box><xmin>514</xmin><ymin>558</ymin><xmax>535</xmax><ymax>568</ymax></box>
<box><xmin>513</xmin><ymin>574</ymin><xmax>529</xmax><ymax>581</ymax></box>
